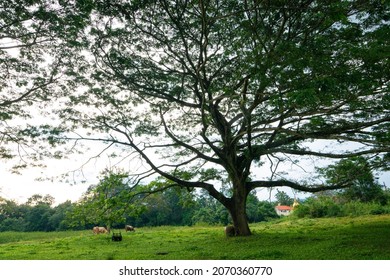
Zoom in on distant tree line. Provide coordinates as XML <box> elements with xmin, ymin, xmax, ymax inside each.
<box><xmin>0</xmin><ymin>189</ymin><xmax>279</xmax><ymax>232</ymax></box>
<box><xmin>0</xmin><ymin>194</ymin><xmax>73</xmax><ymax>232</ymax></box>
<box><xmin>1</xmin><ymin>184</ymin><xmax>389</xmax><ymax>232</ymax></box>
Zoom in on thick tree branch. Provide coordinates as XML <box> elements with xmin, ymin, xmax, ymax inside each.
<box><xmin>247</xmin><ymin>179</ymin><xmax>351</xmax><ymax>193</ymax></box>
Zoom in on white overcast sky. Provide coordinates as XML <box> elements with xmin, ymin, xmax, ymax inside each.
<box><xmin>1</xmin><ymin>139</ymin><xmax>389</xmax><ymax>206</ymax></box>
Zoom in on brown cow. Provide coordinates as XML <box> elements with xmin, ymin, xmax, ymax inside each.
<box><xmin>125</xmin><ymin>225</ymin><xmax>135</xmax><ymax>232</ymax></box>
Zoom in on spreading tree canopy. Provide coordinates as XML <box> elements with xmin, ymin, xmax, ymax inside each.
<box><xmin>3</xmin><ymin>0</ymin><xmax>390</xmax><ymax>235</ymax></box>
<box><xmin>0</xmin><ymin>0</ymin><xmax>90</xmax><ymax>169</ymax></box>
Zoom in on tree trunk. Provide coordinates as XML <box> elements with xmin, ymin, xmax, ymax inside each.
<box><xmin>204</xmin><ymin>165</ymin><xmax>252</xmax><ymax>236</ymax></box>
<box><xmin>227</xmin><ymin>189</ymin><xmax>251</xmax><ymax>236</ymax></box>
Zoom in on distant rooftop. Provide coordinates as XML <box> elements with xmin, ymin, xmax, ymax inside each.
<box><xmin>275</xmin><ymin>205</ymin><xmax>293</xmax><ymax>211</ymax></box>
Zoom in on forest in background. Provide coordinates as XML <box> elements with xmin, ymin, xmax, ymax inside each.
<box><xmin>0</xmin><ymin>189</ymin><xmax>279</xmax><ymax>232</ymax></box>
<box><xmin>1</xmin><ymin>181</ymin><xmax>389</xmax><ymax>232</ymax></box>
<box><xmin>2</xmin><ymin>156</ymin><xmax>389</xmax><ymax>232</ymax></box>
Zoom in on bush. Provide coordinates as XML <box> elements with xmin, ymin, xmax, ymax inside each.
<box><xmin>292</xmin><ymin>196</ymin><xmax>342</xmax><ymax>218</ymax></box>
<box><xmin>293</xmin><ymin>196</ymin><xmax>390</xmax><ymax>219</ymax></box>
<box><xmin>342</xmin><ymin>201</ymin><xmax>390</xmax><ymax>216</ymax></box>
<box><xmin>0</xmin><ymin>218</ymin><xmax>26</xmax><ymax>232</ymax></box>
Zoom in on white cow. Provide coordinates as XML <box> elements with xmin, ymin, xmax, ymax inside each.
<box><xmin>93</xmin><ymin>226</ymin><xmax>108</xmax><ymax>234</ymax></box>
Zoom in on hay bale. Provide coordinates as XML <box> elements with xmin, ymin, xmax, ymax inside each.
<box><xmin>224</xmin><ymin>225</ymin><xmax>236</xmax><ymax>237</ymax></box>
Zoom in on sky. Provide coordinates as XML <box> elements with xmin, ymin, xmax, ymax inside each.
<box><xmin>1</xmin><ymin>136</ymin><xmax>108</xmax><ymax>205</ymax></box>
<box><xmin>0</xmin><ymin>155</ymin><xmax>91</xmax><ymax>205</ymax></box>
<box><xmin>1</xmin><ymin>140</ymin><xmax>389</xmax><ymax>206</ymax></box>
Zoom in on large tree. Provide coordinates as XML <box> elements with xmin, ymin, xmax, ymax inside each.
<box><xmin>24</xmin><ymin>0</ymin><xmax>390</xmax><ymax>236</ymax></box>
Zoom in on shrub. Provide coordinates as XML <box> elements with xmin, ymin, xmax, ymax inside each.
<box><xmin>293</xmin><ymin>196</ymin><xmax>390</xmax><ymax>219</ymax></box>
<box><xmin>292</xmin><ymin>196</ymin><xmax>342</xmax><ymax>218</ymax></box>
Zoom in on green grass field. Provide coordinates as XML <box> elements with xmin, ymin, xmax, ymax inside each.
<box><xmin>0</xmin><ymin>215</ymin><xmax>389</xmax><ymax>260</ymax></box>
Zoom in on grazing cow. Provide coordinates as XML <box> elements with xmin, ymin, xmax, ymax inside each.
<box><xmin>125</xmin><ymin>225</ymin><xmax>135</xmax><ymax>232</ymax></box>
<box><xmin>99</xmin><ymin>227</ymin><xmax>108</xmax><ymax>234</ymax></box>
<box><xmin>93</xmin><ymin>226</ymin><xmax>99</xmax><ymax>234</ymax></box>
<box><xmin>93</xmin><ymin>226</ymin><xmax>108</xmax><ymax>234</ymax></box>
<box><xmin>224</xmin><ymin>225</ymin><xmax>236</xmax><ymax>237</ymax></box>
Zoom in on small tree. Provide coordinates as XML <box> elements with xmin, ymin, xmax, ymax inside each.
<box><xmin>69</xmin><ymin>170</ymin><xmax>142</xmax><ymax>230</ymax></box>
<box><xmin>49</xmin><ymin>200</ymin><xmax>74</xmax><ymax>231</ymax></box>
<box><xmin>321</xmin><ymin>157</ymin><xmax>387</xmax><ymax>204</ymax></box>
<box><xmin>275</xmin><ymin>190</ymin><xmax>294</xmax><ymax>206</ymax></box>
<box><xmin>24</xmin><ymin>203</ymin><xmax>54</xmax><ymax>231</ymax></box>
<box><xmin>0</xmin><ymin>197</ymin><xmax>27</xmax><ymax>231</ymax></box>
<box><xmin>26</xmin><ymin>194</ymin><xmax>55</xmax><ymax>207</ymax></box>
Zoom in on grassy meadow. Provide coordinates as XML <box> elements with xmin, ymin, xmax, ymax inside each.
<box><xmin>0</xmin><ymin>214</ymin><xmax>390</xmax><ymax>260</ymax></box>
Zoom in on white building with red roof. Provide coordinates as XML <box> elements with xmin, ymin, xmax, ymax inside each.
<box><xmin>275</xmin><ymin>204</ymin><xmax>293</xmax><ymax>216</ymax></box>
